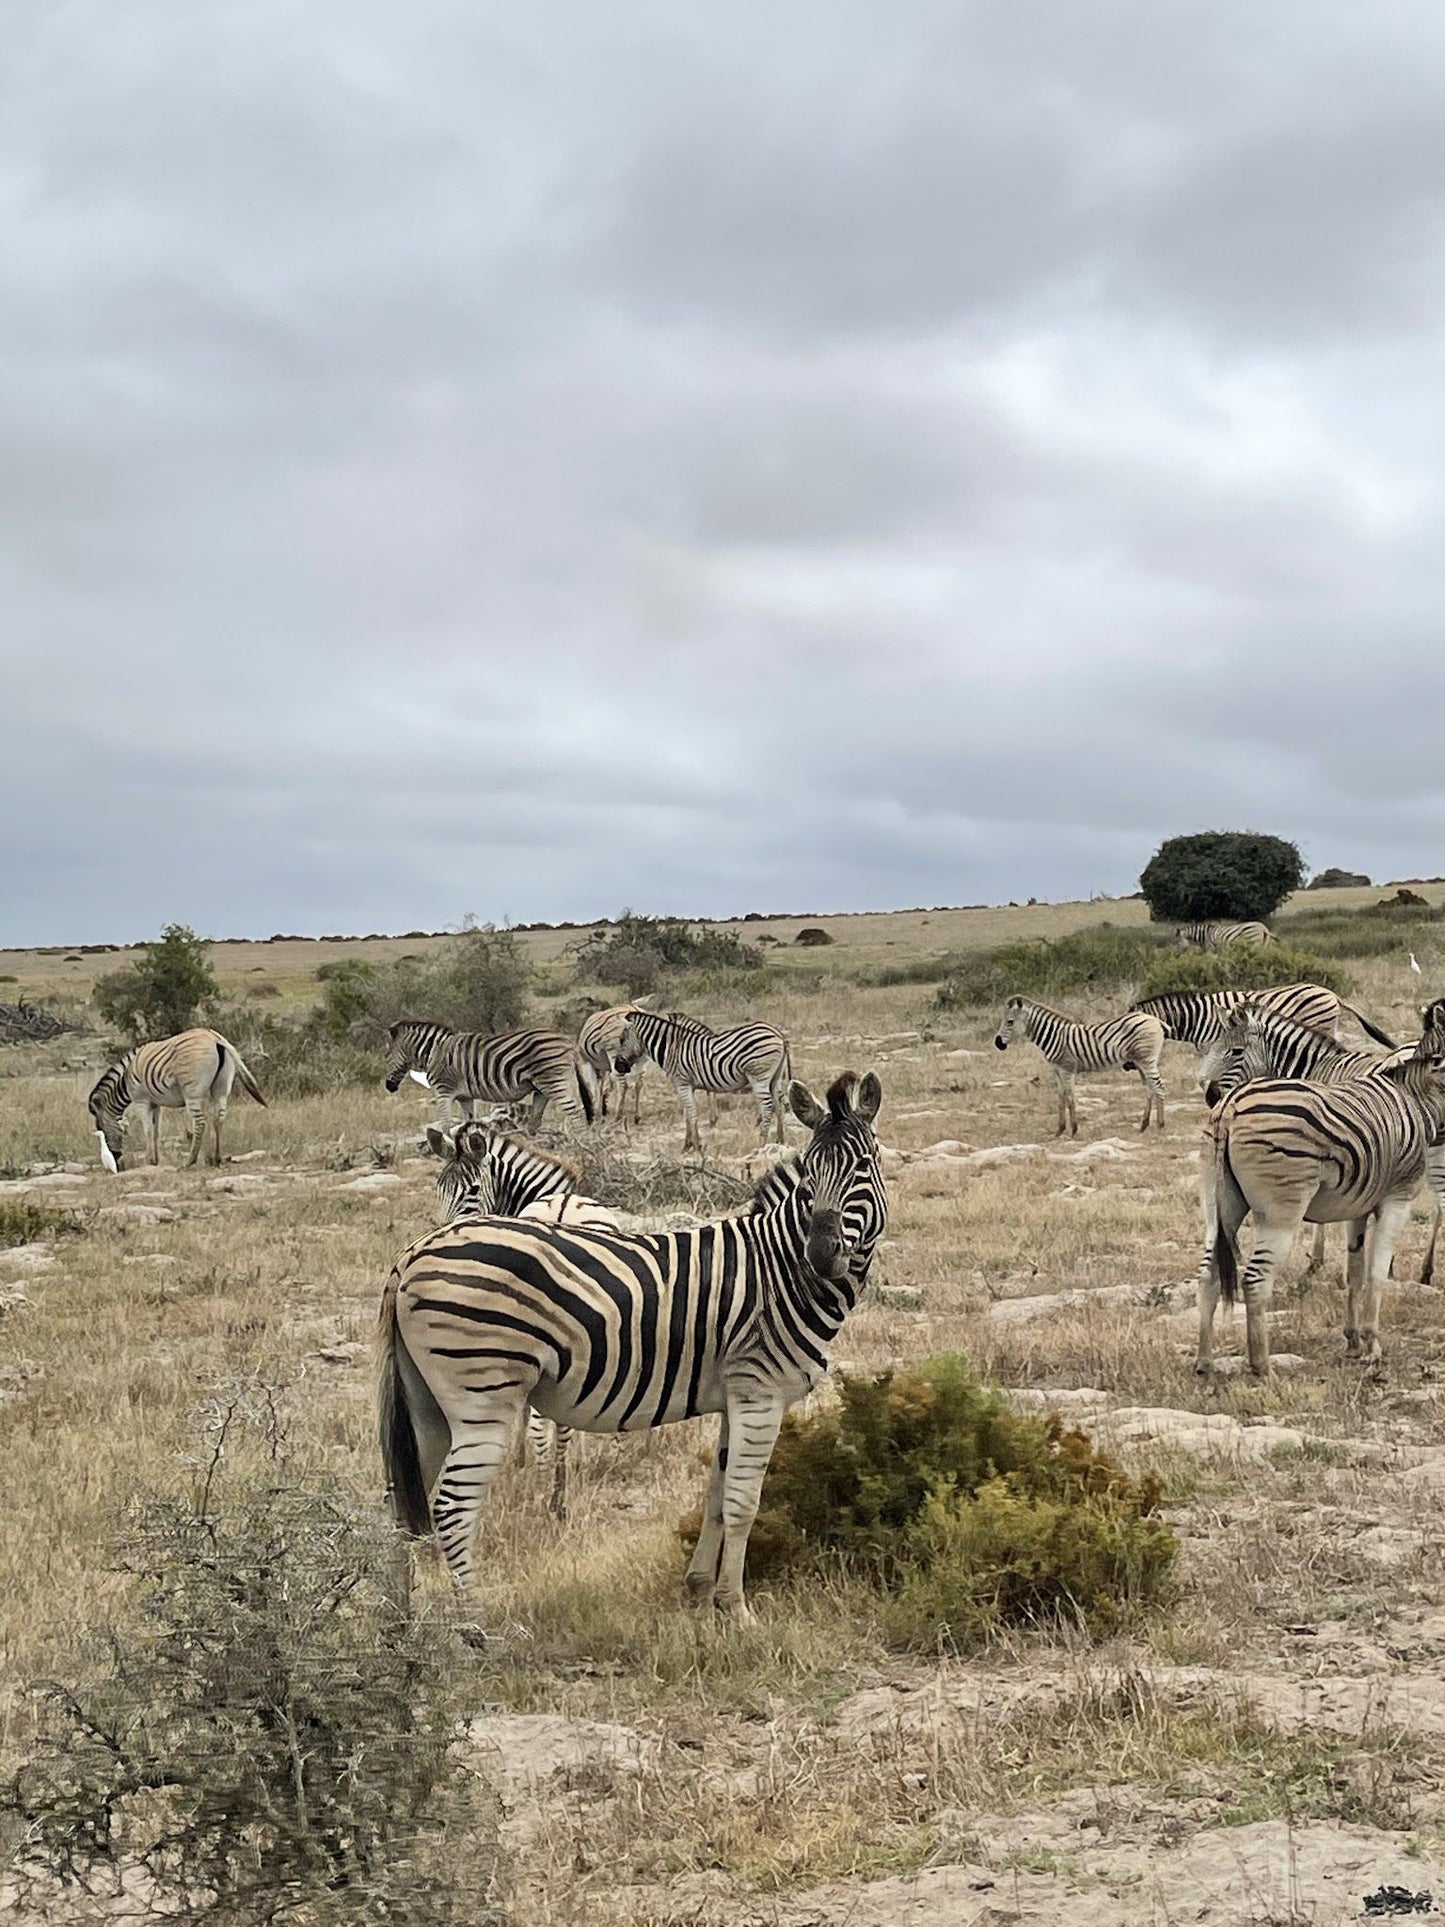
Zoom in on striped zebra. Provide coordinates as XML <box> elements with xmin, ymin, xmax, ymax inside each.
<box><xmin>88</xmin><ymin>1028</ymin><xmax>266</xmax><ymax>1172</ymax></box>
<box><xmin>384</xmin><ymin>1021</ymin><xmax>593</xmax><ymax>1129</ymax></box>
<box><xmin>613</xmin><ymin>1008</ymin><xmax>791</xmax><ymax>1152</ymax></box>
<box><xmin>993</xmin><ymin>998</ymin><xmax>1166</xmax><ymax>1135</ymax></box>
<box><xmin>424</xmin><ymin>1120</ymin><xmax>619</xmax><ymax>1519</ymax></box>
<box><xmin>1197</xmin><ymin>1040</ymin><xmax>1445</xmax><ymax>1376</ymax></box>
<box><xmin>1195</xmin><ymin>1001</ymin><xmax>1416</xmax><ymax>1280</ymax></box>
<box><xmin>577</xmin><ymin>1003</ymin><xmax>646</xmax><ymax>1125</ymax></box>
<box><xmin>1132</xmin><ymin>984</ymin><xmax>1395</xmax><ymax>1051</ymax></box>
<box><xmin>380</xmin><ymin>1071</ymin><xmax>887</xmax><ymax>1617</ymax></box>
<box><xmin>1177</xmin><ymin>921</ymin><xmax>1274</xmax><ymax>951</ymax></box>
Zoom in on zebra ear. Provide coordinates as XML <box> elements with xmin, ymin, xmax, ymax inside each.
<box><xmin>788</xmin><ymin>1080</ymin><xmax>827</xmax><ymax>1130</ymax></box>
<box><xmin>423</xmin><ymin>1126</ymin><xmax>450</xmax><ymax>1158</ymax></box>
<box><xmin>855</xmin><ymin>1072</ymin><xmax>882</xmax><ymax>1123</ymax></box>
<box><xmin>455</xmin><ymin>1121</ymin><xmax>489</xmax><ymax>1159</ymax></box>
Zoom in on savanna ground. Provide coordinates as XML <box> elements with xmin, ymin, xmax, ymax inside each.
<box><xmin>4</xmin><ymin>884</ymin><xmax>1445</xmax><ymax>1925</ymax></box>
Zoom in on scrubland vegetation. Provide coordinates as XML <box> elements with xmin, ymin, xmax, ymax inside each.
<box><xmin>2</xmin><ymin>883</ymin><xmax>1445</xmax><ymax>1922</ymax></box>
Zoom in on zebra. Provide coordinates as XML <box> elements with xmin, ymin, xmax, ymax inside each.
<box><xmin>1196</xmin><ymin>1040</ymin><xmax>1445</xmax><ymax>1376</ymax></box>
<box><xmin>993</xmin><ymin>997</ymin><xmax>1166</xmax><ymax>1136</ymax></box>
<box><xmin>1176</xmin><ymin>921</ymin><xmax>1274</xmax><ymax>951</ymax></box>
<box><xmin>1132</xmin><ymin>983</ymin><xmax>1395</xmax><ymax>1051</ymax></box>
<box><xmin>379</xmin><ymin>1071</ymin><xmax>888</xmax><ymax>1618</ymax></box>
<box><xmin>88</xmin><ymin>1028</ymin><xmax>266</xmax><ymax>1171</ymax></box>
<box><xmin>424</xmin><ymin>1119</ymin><xmax>617</xmax><ymax>1519</ymax></box>
<box><xmin>1195</xmin><ymin>1001</ymin><xmax>1422</xmax><ymax>1281</ymax></box>
<box><xmin>613</xmin><ymin>1008</ymin><xmax>791</xmax><ymax>1152</ymax></box>
<box><xmin>577</xmin><ymin>1003</ymin><xmax>646</xmax><ymax>1125</ymax></box>
<box><xmin>383</xmin><ymin>1021</ymin><xmax>594</xmax><ymax>1129</ymax></box>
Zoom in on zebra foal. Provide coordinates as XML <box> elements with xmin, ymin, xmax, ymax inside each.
<box><xmin>384</xmin><ymin>1020</ymin><xmax>593</xmax><ymax>1129</ymax></box>
<box><xmin>993</xmin><ymin>997</ymin><xmax>1166</xmax><ymax>1135</ymax></box>
<box><xmin>89</xmin><ymin>1028</ymin><xmax>266</xmax><ymax>1171</ymax></box>
<box><xmin>613</xmin><ymin>1008</ymin><xmax>791</xmax><ymax>1152</ymax></box>
<box><xmin>577</xmin><ymin>1003</ymin><xmax>646</xmax><ymax>1125</ymax></box>
<box><xmin>424</xmin><ymin>1119</ymin><xmax>622</xmax><ymax>1519</ymax></box>
<box><xmin>380</xmin><ymin>1071</ymin><xmax>888</xmax><ymax>1618</ymax></box>
<box><xmin>1196</xmin><ymin>1039</ymin><xmax>1445</xmax><ymax>1376</ymax></box>
<box><xmin>1177</xmin><ymin>921</ymin><xmax>1274</xmax><ymax>951</ymax></box>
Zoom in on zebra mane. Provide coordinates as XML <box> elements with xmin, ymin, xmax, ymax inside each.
<box><xmin>436</xmin><ymin>1120</ymin><xmax>581</xmax><ymax>1187</ymax></box>
<box><xmin>747</xmin><ymin>1154</ymin><xmax>804</xmax><ymax>1215</ymax></box>
<box><xmin>88</xmin><ymin>1059</ymin><xmax>131</xmax><ymax>1110</ymax></box>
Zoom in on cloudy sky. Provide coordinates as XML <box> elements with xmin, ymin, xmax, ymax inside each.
<box><xmin>4</xmin><ymin>1</ymin><xmax>1444</xmax><ymax>944</ymax></box>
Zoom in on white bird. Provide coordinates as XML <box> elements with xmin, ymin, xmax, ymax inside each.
<box><xmin>1410</xmin><ymin>952</ymin><xmax>1423</xmax><ymax>975</ymax></box>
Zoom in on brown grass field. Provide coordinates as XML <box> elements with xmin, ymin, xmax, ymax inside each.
<box><xmin>4</xmin><ymin>886</ymin><xmax>1445</xmax><ymax>1924</ymax></box>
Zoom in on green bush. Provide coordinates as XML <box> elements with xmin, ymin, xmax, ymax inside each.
<box><xmin>691</xmin><ymin>1357</ymin><xmax>1176</xmax><ymax>1652</ymax></box>
<box><xmin>209</xmin><ymin>1004</ymin><xmax>378</xmax><ymax>1099</ymax></box>
<box><xmin>92</xmin><ymin>924</ymin><xmax>218</xmax><ymax>1044</ymax></box>
<box><xmin>1140</xmin><ymin>830</ymin><xmax>1304</xmax><ymax>924</ymax></box>
<box><xmin>1138</xmin><ymin>943</ymin><xmax>1351</xmax><ymax>1000</ymax></box>
<box><xmin>933</xmin><ymin>924</ymin><xmax>1173</xmax><ymax>1010</ymax></box>
<box><xmin>315</xmin><ymin>922</ymin><xmax>532</xmax><ymax>1047</ymax></box>
<box><xmin>574</xmin><ymin>912</ymin><xmax>763</xmax><ymax>993</ymax></box>
<box><xmin>0</xmin><ymin>1198</ymin><xmax>83</xmax><ymax>1247</ymax></box>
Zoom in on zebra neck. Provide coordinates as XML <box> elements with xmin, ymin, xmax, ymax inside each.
<box><xmin>745</xmin><ymin>1187</ymin><xmax>862</xmax><ymax>1340</ymax></box>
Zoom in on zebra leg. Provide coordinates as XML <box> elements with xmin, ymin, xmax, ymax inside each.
<box><xmin>1352</xmin><ymin>1194</ymin><xmax>1411</xmax><ymax>1364</ymax></box>
<box><xmin>678</xmin><ymin>1083</ymin><xmax>702</xmax><ymax>1154</ymax></box>
<box><xmin>1422</xmin><ymin>1146</ymin><xmax>1444</xmax><ymax>1285</ymax></box>
<box><xmin>750</xmin><ymin>1078</ymin><xmax>776</xmax><ymax>1142</ymax></box>
<box><xmin>183</xmin><ymin>1100</ymin><xmax>206</xmax><ymax>1167</ymax></box>
<box><xmin>550</xmin><ymin>1425</ymin><xmax>571</xmax><ymax>1521</ymax></box>
<box><xmin>1194</xmin><ymin>1156</ymin><xmax>1231</xmax><ymax>1374</ymax></box>
<box><xmin>713</xmin><ymin>1392</ymin><xmax>787</xmax><ymax>1619</ymax></box>
<box><xmin>1052</xmin><ymin>1067</ymin><xmax>1077</xmax><ymax>1137</ymax></box>
<box><xmin>209</xmin><ymin>1096</ymin><xmax>228</xmax><ymax>1166</ymax></box>
<box><xmin>526</xmin><ymin>1086</ymin><xmax>550</xmax><ymax>1132</ymax></box>
<box><xmin>136</xmin><ymin>1102</ymin><xmax>159</xmax><ymax>1166</ymax></box>
<box><xmin>686</xmin><ymin>1417</ymin><xmax>729</xmax><ymax>1603</ymax></box>
<box><xmin>1344</xmin><ymin>1216</ymin><xmax>1369</xmax><ymax>1358</ymax></box>
<box><xmin>1239</xmin><ymin>1221</ymin><xmax>1293</xmax><ymax>1377</ymax></box>
<box><xmin>430</xmin><ymin>1399</ymin><xmax>527</xmax><ymax>1594</ymax></box>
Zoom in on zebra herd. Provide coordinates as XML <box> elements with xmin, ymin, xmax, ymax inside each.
<box><xmin>78</xmin><ymin>954</ymin><xmax>1445</xmax><ymax>1619</ymax></box>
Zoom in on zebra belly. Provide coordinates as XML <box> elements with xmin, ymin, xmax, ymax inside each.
<box><xmin>528</xmin><ymin>1375</ymin><xmax>724</xmax><ymax>1433</ymax></box>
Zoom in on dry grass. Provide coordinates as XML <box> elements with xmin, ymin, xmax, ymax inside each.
<box><xmin>2</xmin><ymin>896</ymin><xmax>1444</xmax><ymax>1922</ymax></box>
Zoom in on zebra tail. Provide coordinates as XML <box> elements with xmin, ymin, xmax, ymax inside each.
<box><xmin>1343</xmin><ymin>1002</ymin><xmax>1397</xmax><ymax>1050</ymax></box>
<box><xmin>1214</xmin><ymin>1136</ymin><xmax>1245</xmax><ymax>1307</ymax></box>
<box><xmin>377</xmin><ymin>1277</ymin><xmax>432</xmax><ymax>1538</ymax></box>
<box><xmin>574</xmin><ymin>1058</ymin><xmax>595</xmax><ymax>1125</ymax></box>
<box><xmin>232</xmin><ymin>1048</ymin><xmax>267</xmax><ymax>1107</ymax></box>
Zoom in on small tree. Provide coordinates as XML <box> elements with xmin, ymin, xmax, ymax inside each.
<box><xmin>1139</xmin><ymin>831</ymin><xmax>1304</xmax><ymax>925</ymax></box>
<box><xmin>92</xmin><ymin>925</ymin><xmax>218</xmax><ymax>1043</ymax></box>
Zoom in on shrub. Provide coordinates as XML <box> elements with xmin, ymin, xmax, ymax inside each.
<box><xmin>208</xmin><ymin>1004</ymin><xmax>378</xmax><ymax>1099</ymax></box>
<box><xmin>1309</xmin><ymin>868</ymin><xmax>1371</xmax><ymax>890</ymax></box>
<box><xmin>795</xmin><ymin>927</ymin><xmax>834</xmax><ymax>947</ymax></box>
<box><xmin>574</xmin><ymin>912</ymin><xmax>762</xmax><ymax>994</ymax></box>
<box><xmin>1140</xmin><ymin>831</ymin><xmax>1305</xmax><ymax>924</ymax></box>
<box><xmin>0</xmin><ymin>1198</ymin><xmax>83</xmax><ymax>1246</ymax></box>
<box><xmin>1274</xmin><ymin>903</ymin><xmax>1445</xmax><ymax>961</ymax></box>
<box><xmin>92</xmin><ymin>924</ymin><xmax>219</xmax><ymax>1044</ymax></box>
<box><xmin>933</xmin><ymin>924</ymin><xmax>1173</xmax><ymax>1011</ymax></box>
<box><xmin>1138</xmin><ymin>943</ymin><xmax>1351</xmax><ymax>1000</ymax></box>
<box><xmin>2</xmin><ymin>1385</ymin><xmax>501</xmax><ymax>1925</ymax></box>
<box><xmin>688</xmin><ymin>1357</ymin><xmax>1176</xmax><ymax>1652</ymax></box>
<box><xmin>315</xmin><ymin>923</ymin><xmax>531</xmax><ymax>1047</ymax></box>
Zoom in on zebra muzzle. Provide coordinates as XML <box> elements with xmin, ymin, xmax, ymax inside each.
<box><xmin>994</xmin><ymin>1036</ymin><xmax>1007</xmax><ymax>1050</ymax></box>
<box><xmin>806</xmin><ymin>1213</ymin><xmax>851</xmax><ymax>1280</ymax></box>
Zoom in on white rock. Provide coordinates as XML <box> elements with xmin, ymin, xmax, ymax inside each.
<box><xmin>0</xmin><ymin>1243</ymin><xmax>57</xmax><ymax>1272</ymax></box>
<box><xmin>340</xmin><ymin>1172</ymin><xmax>404</xmax><ymax>1192</ymax></box>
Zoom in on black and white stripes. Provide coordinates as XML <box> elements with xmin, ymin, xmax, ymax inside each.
<box><xmin>613</xmin><ymin>1008</ymin><xmax>791</xmax><ymax>1151</ymax></box>
<box><xmin>88</xmin><ymin>1027</ymin><xmax>266</xmax><ymax>1171</ymax></box>
<box><xmin>384</xmin><ymin>1020</ymin><xmax>594</xmax><ymax>1128</ymax></box>
<box><xmin>993</xmin><ymin>997</ymin><xmax>1166</xmax><ymax>1135</ymax></box>
<box><xmin>379</xmin><ymin>1072</ymin><xmax>887</xmax><ymax>1617</ymax></box>
<box><xmin>1177</xmin><ymin>921</ymin><xmax>1274</xmax><ymax>951</ymax></box>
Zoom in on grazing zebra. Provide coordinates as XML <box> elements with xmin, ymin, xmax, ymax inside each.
<box><xmin>1196</xmin><ymin>1041</ymin><xmax>1445</xmax><ymax>1376</ymax></box>
<box><xmin>384</xmin><ymin>1021</ymin><xmax>594</xmax><ymax>1129</ymax></box>
<box><xmin>1132</xmin><ymin>983</ymin><xmax>1395</xmax><ymax>1051</ymax></box>
<box><xmin>380</xmin><ymin>1071</ymin><xmax>887</xmax><ymax>1617</ymax></box>
<box><xmin>993</xmin><ymin>998</ymin><xmax>1166</xmax><ymax>1135</ymax></box>
<box><xmin>577</xmin><ymin>1003</ymin><xmax>646</xmax><ymax>1125</ymax></box>
<box><xmin>613</xmin><ymin>1008</ymin><xmax>791</xmax><ymax>1152</ymax></box>
<box><xmin>1177</xmin><ymin>921</ymin><xmax>1274</xmax><ymax>951</ymax></box>
<box><xmin>88</xmin><ymin>1028</ymin><xmax>266</xmax><ymax>1172</ymax></box>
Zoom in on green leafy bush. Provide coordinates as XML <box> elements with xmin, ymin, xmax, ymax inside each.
<box><xmin>688</xmin><ymin>1357</ymin><xmax>1176</xmax><ymax>1651</ymax></box>
<box><xmin>92</xmin><ymin>924</ymin><xmax>218</xmax><ymax>1043</ymax></box>
<box><xmin>1138</xmin><ymin>943</ymin><xmax>1351</xmax><ymax>1000</ymax></box>
<box><xmin>933</xmin><ymin>925</ymin><xmax>1173</xmax><ymax>1010</ymax></box>
<box><xmin>0</xmin><ymin>1198</ymin><xmax>83</xmax><ymax>1247</ymax></box>
<box><xmin>574</xmin><ymin>912</ymin><xmax>763</xmax><ymax>994</ymax></box>
<box><xmin>1139</xmin><ymin>830</ymin><xmax>1304</xmax><ymax>923</ymax></box>
<box><xmin>315</xmin><ymin>922</ymin><xmax>532</xmax><ymax>1046</ymax></box>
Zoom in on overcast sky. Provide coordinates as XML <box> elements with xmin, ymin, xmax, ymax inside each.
<box><xmin>4</xmin><ymin>1</ymin><xmax>1444</xmax><ymax>943</ymax></box>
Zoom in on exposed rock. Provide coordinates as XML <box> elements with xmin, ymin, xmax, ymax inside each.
<box><xmin>0</xmin><ymin>1243</ymin><xmax>56</xmax><ymax>1272</ymax></box>
<box><xmin>339</xmin><ymin>1172</ymin><xmax>404</xmax><ymax>1193</ymax></box>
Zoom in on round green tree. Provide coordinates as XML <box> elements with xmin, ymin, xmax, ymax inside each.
<box><xmin>93</xmin><ymin>924</ymin><xmax>218</xmax><ymax>1042</ymax></box>
<box><xmin>1139</xmin><ymin>831</ymin><xmax>1305</xmax><ymax>924</ymax></box>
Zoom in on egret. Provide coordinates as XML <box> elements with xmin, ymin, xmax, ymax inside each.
<box><xmin>1410</xmin><ymin>953</ymin><xmax>1423</xmax><ymax>975</ymax></box>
